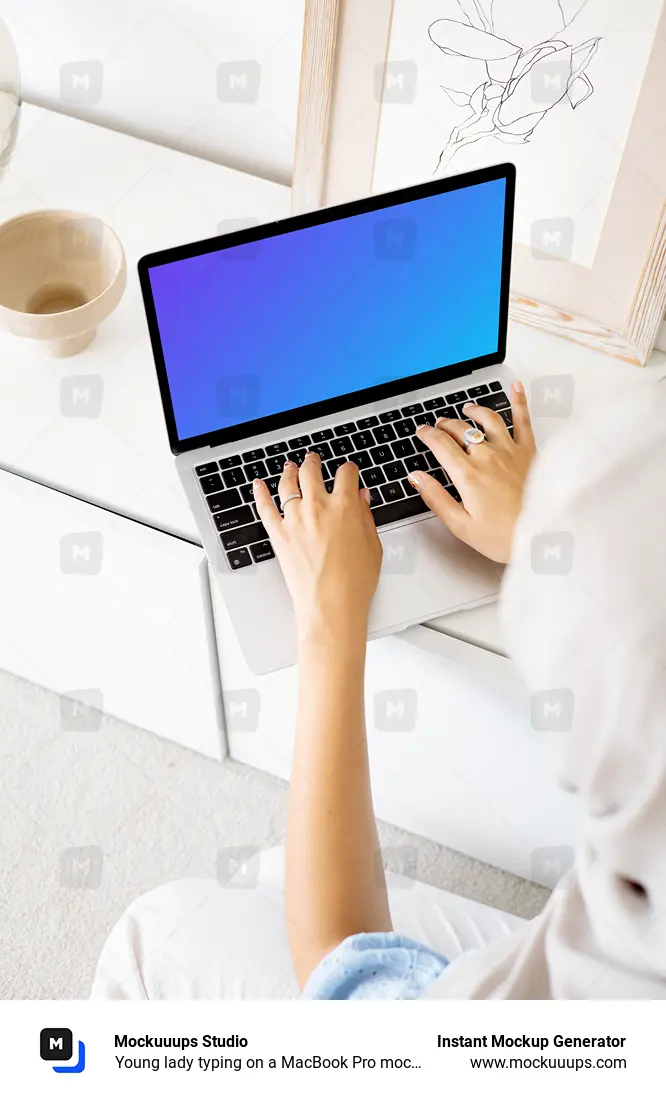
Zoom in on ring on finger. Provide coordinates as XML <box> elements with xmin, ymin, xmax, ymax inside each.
<box><xmin>463</xmin><ymin>426</ymin><xmax>487</xmax><ymax>452</ymax></box>
<box><xmin>281</xmin><ymin>492</ymin><xmax>302</xmax><ymax>507</ymax></box>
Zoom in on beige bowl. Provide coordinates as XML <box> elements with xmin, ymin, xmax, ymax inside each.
<box><xmin>0</xmin><ymin>209</ymin><xmax>126</xmax><ymax>356</ymax></box>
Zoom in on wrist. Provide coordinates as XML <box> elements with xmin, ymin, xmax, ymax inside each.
<box><xmin>296</xmin><ymin>606</ymin><xmax>369</xmax><ymax>656</ymax></box>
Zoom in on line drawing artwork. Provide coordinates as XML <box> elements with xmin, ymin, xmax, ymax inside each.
<box><xmin>429</xmin><ymin>0</ymin><xmax>601</xmax><ymax>171</ymax></box>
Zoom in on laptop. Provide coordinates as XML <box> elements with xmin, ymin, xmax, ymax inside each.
<box><xmin>138</xmin><ymin>162</ymin><xmax>516</xmax><ymax>674</ymax></box>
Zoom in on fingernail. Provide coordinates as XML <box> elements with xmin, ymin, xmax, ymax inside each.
<box><xmin>305</xmin><ymin>450</ymin><xmax>319</xmax><ymax>458</ymax></box>
<box><xmin>462</xmin><ymin>402</ymin><xmax>476</xmax><ymax>412</ymax></box>
<box><xmin>283</xmin><ymin>459</ymin><xmax>295</xmax><ymax>469</ymax></box>
<box><xmin>512</xmin><ymin>380</ymin><xmax>524</xmax><ymax>394</ymax></box>
<box><xmin>253</xmin><ymin>478</ymin><xmax>263</xmax><ymax>486</ymax></box>
<box><xmin>408</xmin><ymin>471</ymin><xmax>425</xmax><ymax>489</ymax></box>
<box><xmin>435</xmin><ymin>416</ymin><xmax>449</xmax><ymax>428</ymax></box>
<box><xmin>362</xmin><ymin>488</ymin><xmax>371</xmax><ymax>504</ymax></box>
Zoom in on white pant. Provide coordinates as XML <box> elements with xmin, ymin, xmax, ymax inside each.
<box><xmin>91</xmin><ymin>848</ymin><xmax>524</xmax><ymax>999</ymax></box>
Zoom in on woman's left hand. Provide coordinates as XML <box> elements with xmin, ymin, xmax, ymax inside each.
<box><xmin>253</xmin><ymin>454</ymin><xmax>383</xmax><ymax>644</ymax></box>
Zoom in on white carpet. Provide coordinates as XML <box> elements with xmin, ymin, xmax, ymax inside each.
<box><xmin>0</xmin><ymin>669</ymin><xmax>548</xmax><ymax>998</ymax></box>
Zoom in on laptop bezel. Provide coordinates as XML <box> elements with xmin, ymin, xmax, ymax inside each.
<box><xmin>138</xmin><ymin>163</ymin><xmax>515</xmax><ymax>456</ymax></box>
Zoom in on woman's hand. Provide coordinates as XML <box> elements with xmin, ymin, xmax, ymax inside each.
<box><xmin>253</xmin><ymin>453</ymin><xmax>383</xmax><ymax>643</ymax></box>
<box><xmin>408</xmin><ymin>381</ymin><xmax>536</xmax><ymax>563</ymax></box>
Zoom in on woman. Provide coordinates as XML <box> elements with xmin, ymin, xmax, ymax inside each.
<box><xmin>92</xmin><ymin>378</ymin><xmax>666</xmax><ymax>999</ymax></box>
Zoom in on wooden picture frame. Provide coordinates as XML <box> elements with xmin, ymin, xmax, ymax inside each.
<box><xmin>293</xmin><ymin>0</ymin><xmax>666</xmax><ymax>365</ymax></box>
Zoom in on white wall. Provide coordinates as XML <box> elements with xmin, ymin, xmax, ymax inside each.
<box><xmin>1</xmin><ymin>0</ymin><xmax>304</xmax><ymax>184</ymax></box>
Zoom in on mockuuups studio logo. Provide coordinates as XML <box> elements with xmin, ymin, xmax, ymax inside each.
<box><xmin>216</xmin><ymin>846</ymin><xmax>260</xmax><ymax>889</ymax></box>
<box><xmin>374</xmin><ymin>61</ymin><xmax>418</xmax><ymax>103</ymax></box>
<box><xmin>530</xmin><ymin>532</ymin><xmax>574</xmax><ymax>575</ymax></box>
<box><xmin>374</xmin><ymin>216</ymin><xmax>418</xmax><ymax>261</ymax></box>
<box><xmin>60</xmin><ymin>61</ymin><xmax>103</xmax><ymax>105</ymax></box>
<box><xmin>223</xmin><ymin>689</ymin><xmax>260</xmax><ymax>733</ymax></box>
<box><xmin>530</xmin><ymin>846</ymin><xmax>575</xmax><ymax>889</ymax></box>
<box><xmin>40</xmin><ymin>1028</ymin><xmax>86</xmax><ymax>1074</ymax></box>
<box><xmin>60</xmin><ymin>532</ymin><xmax>104</xmax><ymax>575</ymax></box>
<box><xmin>530</xmin><ymin>689</ymin><xmax>575</xmax><ymax>732</ymax></box>
<box><xmin>374</xmin><ymin>689</ymin><xmax>418</xmax><ymax>732</ymax></box>
<box><xmin>216</xmin><ymin>375</ymin><xmax>260</xmax><ymax>425</ymax></box>
<box><xmin>530</xmin><ymin>217</ymin><xmax>575</xmax><ymax>260</ymax></box>
<box><xmin>382</xmin><ymin>532</ymin><xmax>417</xmax><ymax>575</ymax></box>
<box><xmin>217</xmin><ymin>61</ymin><xmax>261</xmax><ymax>103</ymax></box>
<box><xmin>60</xmin><ymin>375</ymin><xmax>104</xmax><ymax>418</ymax></box>
<box><xmin>380</xmin><ymin>845</ymin><xmax>418</xmax><ymax>889</ymax></box>
<box><xmin>530</xmin><ymin>375</ymin><xmax>574</xmax><ymax>418</ymax></box>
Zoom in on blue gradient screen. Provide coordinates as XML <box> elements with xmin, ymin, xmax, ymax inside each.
<box><xmin>149</xmin><ymin>177</ymin><xmax>507</xmax><ymax>443</ymax></box>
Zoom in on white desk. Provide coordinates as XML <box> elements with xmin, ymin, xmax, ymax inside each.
<box><xmin>1</xmin><ymin>105</ymin><xmax>664</xmax><ymax>880</ymax></box>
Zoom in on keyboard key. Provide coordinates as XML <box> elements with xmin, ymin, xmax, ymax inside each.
<box><xmin>384</xmin><ymin>460</ymin><xmax>407</xmax><ymax>482</ymax></box>
<box><xmin>196</xmin><ymin>461</ymin><xmax>218</xmax><ymax>476</ymax></box>
<box><xmin>312</xmin><ymin>428</ymin><xmax>334</xmax><ymax>442</ymax></box>
<box><xmin>361</xmin><ymin>466</ymin><xmax>386</xmax><ymax>487</ymax></box>
<box><xmin>489</xmin><ymin>380</ymin><xmax>503</xmax><ymax>391</ymax></box>
<box><xmin>222</xmin><ymin>467</ymin><xmax>246</xmax><ymax>488</ymax></box>
<box><xmin>221</xmin><ymin>521</ymin><xmax>268</xmax><ymax>550</ymax></box>
<box><xmin>214</xmin><ymin>505</ymin><xmax>255</xmax><ymax>531</ymax></box>
<box><xmin>219</xmin><ymin>454</ymin><xmax>242</xmax><ymax>470</ymax></box>
<box><xmin>430</xmin><ymin>469</ymin><xmax>450</xmax><ymax>487</ymax></box>
<box><xmin>413</xmin><ymin>435</ymin><xmax>428</xmax><ymax>453</ymax></box>
<box><xmin>266</xmin><ymin>454</ymin><xmax>288</xmax><ymax>475</ymax></box>
<box><xmin>351</xmin><ymin>430</ymin><xmax>375</xmax><ymax>451</ymax></box>
<box><xmin>379</xmin><ymin>409</ymin><xmax>402</xmax><ymax>423</ymax></box>
<box><xmin>455</xmin><ymin>402</ymin><xmax>475</xmax><ymax>420</ymax></box>
<box><xmin>426</xmin><ymin>452</ymin><xmax>441</xmax><ymax>470</ymax></box>
<box><xmin>319</xmin><ymin>462</ymin><xmax>330</xmax><ymax>480</ymax></box>
<box><xmin>332</xmin><ymin>436</ymin><xmax>354</xmax><ymax>457</ymax></box>
<box><xmin>372</xmin><ymin>495</ymin><xmax>429</xmax><ymax>527</ymax></box>
<box><xmin>369</xmin><ymin>444</ymin><xmax>393</xmax><ymax>465</ymax></box>
<box><xmin>227</xmin><ymin>547</ymin><xmax>252</xmax><ymax>570</ymax></box>
<box><xmin>349</xmin><ymin>451</ymin><xmax>372</xmax><ymax>470</ymax></box>
<box><xmin>404</xmin><ymin>455</ymin><xmax>427</xmax><ymax>474</ymax></box>
<box><xmin>413</xmin><ymin>411</ymin><xmax>436</xmax><ymax>427</ymax></box>
<box><xmin>328</xmin><ymin>456</ymin><xmax>348</xmax><ymax>475</ymax></box>
<box><xmin>324</xmin><ymin>480</ymin><xmax>335</xmax><ymax>494</ymax></box>
<box><xmin>368</xmin><ymin>487</ymin><xmax>383</xmax><ymax>508</ymax></box>
<box><xmin>265</xmin><ymin>441</ymin><xmax>288</xmax><ymax>455</ymax></box>
<box><xmin>467</xmin><ymin>384</ymin><xmax>489</xmax><ymax>399</ymax></box>
<box><xmin>393</xmin><ymin>438</ymin><xmax>415</xmax><ymax>459</ymax></box>
<box><xmin>404</xmin><ymin>477</ymin><xmax>418</xmax><ymax>497</ymax></box>
<box><xmin>239</xmin><ymin>483</ymin><xmax>255</xmax><ymax>503</ymax></box>
<box><xmin>440</xmin><ymin>406</ymin><xmax>459</xmax><ymax>419</ymax></box>
<box><xmin>265</xmin><ymin>476</ymin><xmax>280</xmax><ymax>495</ymax></box>
<box><xmin>287</xmin><ymin>448</ymin><xmax>307</xmax><ymax>465</ymax></box>
<box><xmin>401</xmin><ymin>403</ymin><xmax>423</xmax><ymax>417</ymax></box>
<box><xmin>380</xmin><ymin>481</ymin><xmax>406</xmax><ymax>503</ymax></box>
<box><xmin>242</xmin><ymin>448</ymin><xmax>265</xmax><ymax>463</ymax></box>
<box><xmin>310</xmin><ymin>441</ymin><xmax>332</xmax><ymax>461</ymax></box>
<box><xmin>288</xmin><ymin>435</ymin><xmax>311</xmax><ymax>449</ymax></box>
<box><xmin>207</xmin><ymin>488</ymin><xmax>242</xmax><ymax>513</ymax></box>
<box><xmin>446</xmin><ymin>485</ymin><xmax>462</xmax><ymax>502</ymax></box>
<box><xmin>250</xmin><ymin>540</ymin><xmax>275</xmax><ymax>564</ymax></box>
<box><xmin>199</xmin><ymin>472</ymin><xmax>224</xmax><ymax>495</ymax></box>
<box><xmin>476</xmin><ymin>390</ymin><xmax>510</xmax><ymax>411</ymax></box>
<box><xmin>394</xmin><ymin>418</ymin><xmax>416</xmax><ymax>439</ymax></box>
<box><xmin>500</xmin><ymin>408</ymin><xmax>513</xmax><ymax>426</ymax></box>
<box><xmin>373</xmin><ymin>424</ymin><xmax>396</xmax><ymax>445</ymax></box>
<box><xmin>424</xmin><ymin>396</ymin><xmax>445</xmax><ymax>411</ymax></box>
<box><xmin>334</xmin><ymin>422</ymin><xmax>356</xmax><ymax>436</ymax></box>
<box><xmin>447</xmin><ymin>390</ymin><xmax>468</xmax><ymax>404</ymax></box>
<box><xmin>244</xmin><ymin>460</ymin><xmax>267</xmax><ymax>481</ymax></box>
<box><xmin>356</xmin><ymin>415</ymin><xmax>379</xmax><ymax>429</ymax></box>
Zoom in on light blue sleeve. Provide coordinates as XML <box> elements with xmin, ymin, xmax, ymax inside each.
<box><xmin>302</xmin><ymin>933</ymin><xmax>448</xmax><ymax>1000</ymax></box>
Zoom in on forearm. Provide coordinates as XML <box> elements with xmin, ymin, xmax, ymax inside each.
<box><xmin>285</xmin><ymin>619</ymin><xmax>392</xmax><ymax>988</ymax></box>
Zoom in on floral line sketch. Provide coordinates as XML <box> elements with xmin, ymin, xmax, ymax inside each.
<box><xmin>429</xmin><ymin>0</ymin><xmax>601</xmax><ymax>171</ymax></box>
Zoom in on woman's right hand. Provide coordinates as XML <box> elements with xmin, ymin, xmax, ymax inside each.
<box><xmin>406</xmin><ymin>381</ymin><xmax>536</xmax><ymax>564</ymax></box>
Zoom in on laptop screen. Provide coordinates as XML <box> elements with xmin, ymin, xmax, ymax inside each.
<box><xmin>142</xmin><ymin>168</ymin><xmax>513</xmax><ymax>451</ymax></box>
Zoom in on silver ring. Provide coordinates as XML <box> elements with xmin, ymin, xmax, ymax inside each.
<box><xmin>281</xmin><ymin>492</ymin><xmax>302</xmax><ymax>507</ymax></box>
<box><xmin>463</xmin><ymin>426</ymin><xmax>486</xmax><ymax>451</ymax></box>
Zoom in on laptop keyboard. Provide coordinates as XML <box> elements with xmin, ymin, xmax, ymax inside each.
<box><xmin>196</xmin><ymin>381</ymin><xmax>512</xmax><ymax>571</ymax></box>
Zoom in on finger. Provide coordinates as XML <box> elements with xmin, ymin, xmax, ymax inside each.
<box><xmin>253</xmin><ymin>477</ymin><xmax>282</xmax><ymax>536</ymax></box>
<box><xmin>406</xmin><ymin>469</ymin><xmax>469</xmax><ymax>540</ymax></box>
<box><xmin>433</xmin><ymin>416</ymin><xmax>473</xmax><ymax>449</ymax></box>
<box><xmin>334</xmin><ymin>459</ymin><xmax>360</xmax><ymax>497</ymax></box>
<box><xmin>460</xmin><ymin>402</ymin><xmax>508</xmax><ymax>445</ymax></box>
<box><xmin>278</xmin><ymin>459</ymin><xmax>302</xmax><ymax>510</ymax></box>
<box><xmin>511</xmin><ymin>381</ymin><xmax>536</xmax><ymax>449</ymax></box>
<box><xmin>415</xmin><ymin>424</ymin><xmax>469</xmax><ymax>483</ymax></box>
<box><xmin>298</xmin><ymin>450</ymin><xmax>326</xmax><ymax>501</ymax></box>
